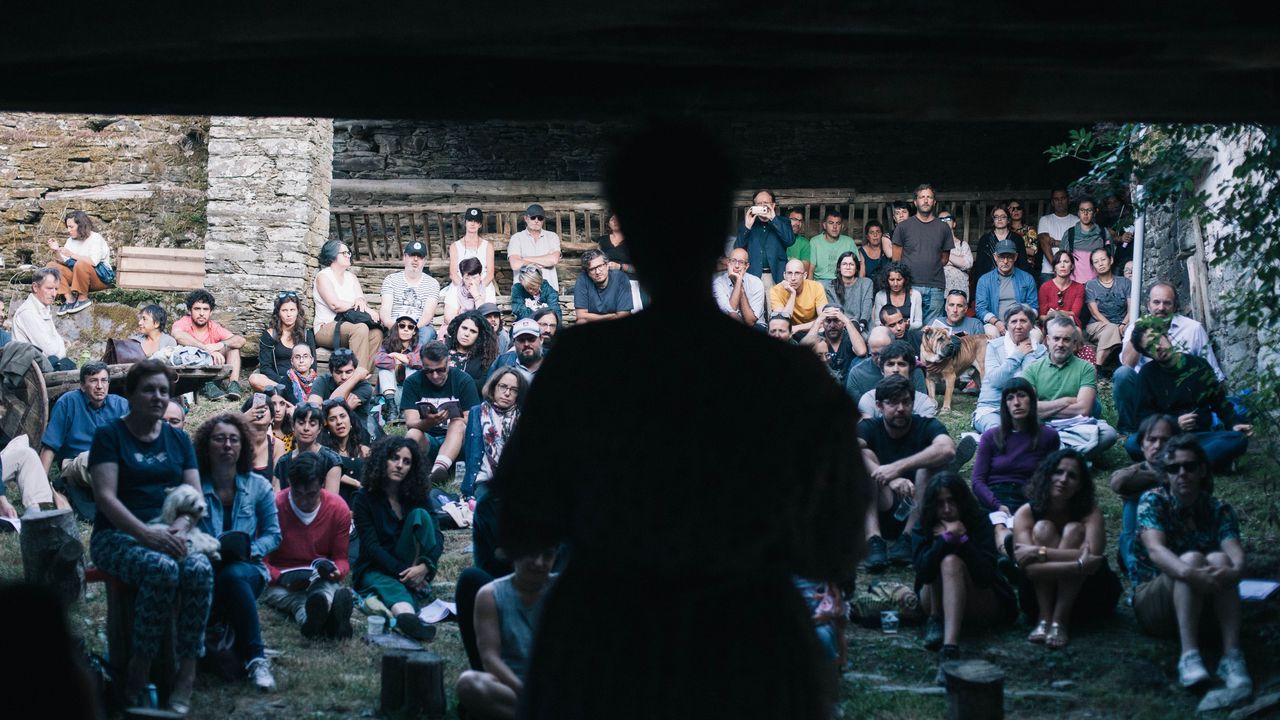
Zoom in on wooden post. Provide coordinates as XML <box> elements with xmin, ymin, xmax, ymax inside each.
<box><xmin>943</xmin><ymin>659</ymin><xmax>1004</xmax><ymax>720</ymax></box>
<box><xmin>404</xmin><ymin>651</ymin><xmax>447</xmax><ymax>719</ymax></box>
<box><xmin>379</xmin><ymin>651</ymin><xmax>410</xmax><ymax>716</ymax></box>
<box><xmin>19</xmin><ymin>508</ymin><xmax>84</xmax><ymax>607</ymax></box>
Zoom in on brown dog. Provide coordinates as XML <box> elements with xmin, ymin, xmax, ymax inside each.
<box><xmin>919</xmin><ymin>326</ymin><xmax>989</xmax><ymax>411</ymax></box>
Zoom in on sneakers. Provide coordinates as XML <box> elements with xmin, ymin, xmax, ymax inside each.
<box><xmin>328</xmin><ymin>588</ymin><xmax>355</xmax><ymax>640</ymax></box>
<box><xmin>201</xmin><ymin>381</ymin><xmax>227</xmax><ymax>401</ymax></box>
<box><xmin>246</xmin><ymin>657</ymin><xmax>276</xmax><ymax>692</ymax></box>
<box><xmin>948</xmin><ymin>433</ymin><xmax>978</xmax><ymax>473</ymax></box>
<box><xmin>923</xmin><ymin>616</ymin><xmax>944</xmax><ymax>651</ymax></box>
<box><xmin>1216</xmin><ymin>649</ymin><xmax>1252</xmax><ymax>691</ymax></box>
<box><xmin>395</xmin><ymin>612</ymin><xmax>437</xmax><ymax>642</ymax></box>
<box><xmin>960</xmin><ymin>379</ymin><xmax>980</xmax><ymax>396</ymax></box>
<box><xmin>63</xmin><ymin>299</ymin><xmax>93</xmax><ymax>315</ymax></box>
<box><xmin>864</xmin><ymin>535</ymin><xmax>889</xmax><ymax>573</ymax></box>
<box><xmin>56</xmin><ymin>302</ymin><xmax>70</xmax><ymax>317</ymax></box>
<box><xmin>222</xmin><ymin>380</ymin><xmax>244</xmax><ymax>402</ymax></box>
<box><xmin>301</xmin><ymin>592</ymin><xmax>330</xmax><ymax>639</ymax></box>
<box><xmin>888</xmin><ymin>533</ymin><xmax>912</xmax><ymax>566</ymax></box>
<box><xmin>1178</xmin><ymin>650</ymin><xmax>1210</xmax><ymax>688</ymax></box>
<box><xmin>936</xmin><ymin>644</ymin><xmax>959</xmax><ymax>686</ymax></box>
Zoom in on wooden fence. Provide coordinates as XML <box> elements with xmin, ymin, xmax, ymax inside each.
<box><xmin>330</xmin><ymin>189</ymin><xmax>1051</xmax><ymax>263</ymax></box>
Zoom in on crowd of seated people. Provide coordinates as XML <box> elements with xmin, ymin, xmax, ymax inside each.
<box><xmin>0</xmin><ymin>189</ymin><xmax>1260</xmax><ymax>714</ymax></box>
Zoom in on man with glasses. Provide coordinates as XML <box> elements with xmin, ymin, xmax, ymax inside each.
<box><xmin>1060</xmin><ymin>197</ymin><xmax>1113</xmax><ymax>284</ymax></box>
<box><xmin>976</xmin><ymin>239</ymin><xmax>1039</xmax><ymax>339</ymax></box>
<box><xmin>401</xmin><ymin>341</ymin><xmax>480</xmax><ymax>480</ymax></box>
<box><xmin>769</xmin><ymin>259</ymin><xmax>829</xmax><ymax>334</ymax></box>
<box><xmin>810</xmin><ymin>209</ymin><xmax>857</xmax><ymax>282</ymax></box>
<box><xmin>380</xmin><ymin>240</ymin><xmax>441</xmax><ymax>344</ymax></box>
<box><xmin>1036</xmin><ymin>189</ymin><xmax>1079</xmax><ymax>284</ymax></box>
<box><xmin>891</xmin><ymin>184</ymin><xmax>953</xmax><ymax>325</ymax></box>
<box><xmin>508</xmin><ymin>203</ymin><xmax>562</xmax><ymax>292</ymax></box>
<box><xmin>784</xmin><ymin>207</ymin><xmax>812</xmax><ymax>278</ymax></box>
<box><xmin>572</xmin><ymin>249</ymin><xmax>633</xmax><ymax>324</ymax></box>
<box><xmin>799</xmin><ymin>304</ymin><xmax>868</xmax><ymax>383</ymax></box>
<box><xmin>733</xmin><ymin>189</ymin><xmax>794</xmax><ymax>286</ymax></box>
<box><xmin>486</xmin><ymin>318</ymin><xmax>545</xmax><ymax>382</ymax></box>
<box><xmin>712</xmin><ymin>247</ymin><xmax>765</xmax><ymax>326</ymax></box>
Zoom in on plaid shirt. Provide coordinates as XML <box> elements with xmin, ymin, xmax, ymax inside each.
<box><xmin>1131</xmin><ymin>487</ymin><xmax>1240</xmax><ymax>585</ymax></box>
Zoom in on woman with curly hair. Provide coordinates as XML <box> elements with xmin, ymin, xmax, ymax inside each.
<box><xmin>195</xmin><ymin>412</ymin><xmax>282</xmax><ymax>690</ymax></box>
<box><xmin>251</xmin><ymin>292</ymin><xmax>318</xmax><ymax>392</ymax></box>
<box><xmin>911</xmin><ymin>472</ymin><xmax>1017</xmax><ymax>683</ymax></box>
<box><xmin>445</xmin><ymin>311</ymin><xmax>498</xmax><ymax>385</ymax></box>
<box><xmin>352</xmin><ymin>436</ymin><xmax>444</xmax><ymax>641</ymax></box>
<box><xmin>320</xmin><ymin>398</ymin><xmax>370</xmax><ymax>504</ymax></box>
<box><xmin>1011</xmin><ymin>448</ymin><xmax>1121</xmax><ymax>648</ymax></box>
<box><xmin>872</xmin><ymin>261</ymin><xmax>922</xmax><ymax>329</ymax></box>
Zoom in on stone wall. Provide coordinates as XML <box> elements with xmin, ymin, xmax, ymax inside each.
<box><xmin>333</xmin><ymin>119</ymin><xmax>1082</xmax><ymax>193</ymax></box>
<box><xmin>205</xmin><ymin>117</ymin><xmax>334</xmax><ymax>338</ymax></box>
<box><xmin>0</xmin><ymin>113</ymin><xmax>208</xmax><ymax>266</ymax></box>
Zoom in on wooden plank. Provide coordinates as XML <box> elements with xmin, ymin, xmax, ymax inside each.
<box><xmin>568</xmin><ymin>209</ymin><xmax>577</xmax><ymax>243</ymax></box>
<box><xmin>117</xmin><ymin>257</ymin><xmax>204</xmax><ymax>274</ymax></box>
<box><xmin>116</xmin><ymin>272</ymin><xmax>205</xmax><ymax>291</ymax></box>
<box><xmin>118</xmin><ymin>246</ymin><xmax>204</xmax><ymax>260</ymax></box>
<box><xmin>333</xmin><ymin>213</ymin><xmax>344</xmax><ymax>244</ymax></box>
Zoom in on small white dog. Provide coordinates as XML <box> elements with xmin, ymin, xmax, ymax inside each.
<box><xmin>149</xmin><ymin>484</ymin><xmax>221</xmax><ymax>561</ymax></box>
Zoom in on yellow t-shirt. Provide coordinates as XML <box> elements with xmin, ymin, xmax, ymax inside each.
<box><xmin>769</xmin><ymin>280</ymin><xmax>829</xmax><ymax>325</ymax></box>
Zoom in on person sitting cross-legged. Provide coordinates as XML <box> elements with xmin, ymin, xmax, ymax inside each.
<box><xmin>1132</xmin><ymin>434</ymin><xmax>1251</xmax><ymax>692</ymax></box>
<box><xmin>858</xmin><ymin>374</ymin><xmax>956</xmax><ymax>571</ymax></box>
<box><xmin>400</xmin><ymin>341</ymin><xmax>479</xmax><ymax>481</ymax></box>
<box><xmin>856</xmin><ymin>341</ymin><xmax>937</xmax><ymax>420</ymax></box>
<box><xmin>1020</xmin><ymin>315</ymin><xmax>1118</xmax><ymax>460</ymax></box>
<box><xmin>1011</xmin><ymin>449</ymin><xmax>1121</xmax><ymax>649</ymax></box>
<box><xmin>262</xmin><ymin>452</ymin><xmax>355</xmax><ymax>640</ymax></box>
<box><xmin>455</xmin><ymin>546</ymin><xmax>559</xmax><ymax>720</ymax></box>
<box><xmin>1110</xmin><ymin>414</ymin><xmax>1177</xmax><ymax>577</ymax></box>
<box><xmin>911</xmin><ymin>472</ymin><xmax>1017</xmax><ymax>684</ymax></box>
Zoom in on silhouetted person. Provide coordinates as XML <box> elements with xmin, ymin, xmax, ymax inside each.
<box><xmin>493</xmin><ymin>120</ymin><xmax>869</xmax><ymax>720</ymax></box>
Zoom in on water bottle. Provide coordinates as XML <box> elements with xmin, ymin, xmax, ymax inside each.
<box><xmin>145</xmin><ymin>683</ymin><xmax>158</xmax><ymax>708</ymax></box>
<box><xmin>454</xmin><ymin>460</ymin><xmax>466</xmax><ymax>480</ymax></box>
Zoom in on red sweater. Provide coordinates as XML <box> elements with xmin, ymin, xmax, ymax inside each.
<box><xmin>264</xmin><ymin>489</ymin><xmax>352</xmax><ymax>583</ymax></box>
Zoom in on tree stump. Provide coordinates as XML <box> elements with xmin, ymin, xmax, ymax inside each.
<box><xmin>19</xmin><ymin>508</ymin><xmax>85</xmax><ymax>607</ymax></box>
<box><xmin>400</xmin><ymin>651</ymin><xmax>446</xmax><ymax>719</ymax></box>
<box><xmin>942</xmin><ymin>659</ymin><xmax>1004</xmax><ymax>720</ymax></box>
<box><xmin>379</xmin><ymin>651</ymin><xmax>410</xmax><ymax>716</ymax></box>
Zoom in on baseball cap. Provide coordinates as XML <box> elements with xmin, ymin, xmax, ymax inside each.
<box><xmin>404</xmin><ymin>241</ymin><xmax>428</xmax><ymax>257</ymax></box>
<box><xmin>464</xmin><ymin>208</ymin><xmax>482</xmax><ymax>222</ymax></box>
<box><xmin>476</xmin><ymin>302</ymin><xmax>501</xmax><ymax>316</ymax></box>
<box><xmin>526</xmin><ymin>203</ymin><xmax>546</xmax><ymax>218</ymax></box>
<box><xmin>993</xmin><ymin>239</ymin><xmax>1018</xmax><ymax>256</ymax></box>
<box><xmin>511</xmin><ymin>318</ymin><xmax>540</xmax><ymax>339</ymax></box>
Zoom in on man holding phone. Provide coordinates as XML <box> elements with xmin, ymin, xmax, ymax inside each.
<box><xmin>733</xmin><ymin>189</ymin><xmax>794</xmax><ymax>287</ymax></box>
<box><xmin>400</xmin><ymin>341</ymin><xmax>480</xmax><ymax>481</ymax></box>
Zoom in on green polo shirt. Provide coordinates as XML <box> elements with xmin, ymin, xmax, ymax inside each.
<box><xmin>810</xmin><ymin>234</ymin><xmax>858</xmax><ymax>281</ymax></box>
<box><xmin>787</xmin><ymin>234</ymin><xmax>811</xmax><ymax>263</ymax></box>
<box><xmin>1022</xmin><ymin>355</ymin><xmax>1096</xmax><ymax>402</ymax></box>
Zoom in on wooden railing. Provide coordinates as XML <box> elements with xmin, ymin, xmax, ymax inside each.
<box><xmin>330</xmin><ymin>189</ymin><xmax>1051</xmax><ymax>262</ymax></box>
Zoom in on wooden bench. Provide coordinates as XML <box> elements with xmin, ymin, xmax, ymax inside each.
<box><xmin>116</xmin><ymin>246</ymin><xmax>205</xmax><ymax>291</ymax></box>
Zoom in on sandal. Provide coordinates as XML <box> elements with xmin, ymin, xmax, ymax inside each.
<box><xmin>1046</xmin><ymin>622</ymin><xmax>1069</xmax><ymax>649</ymax></box>
<box><xmin>1027</xmin><ymin>620</ymin><xmax>1049</xmax><ymax>644</ymax></box>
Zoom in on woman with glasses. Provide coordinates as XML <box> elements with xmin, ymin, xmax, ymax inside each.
<box><xmin>313</xmin><ymin>241</ymin><xmax>383</xmax><ymax>373</ymax></box>
<box><xmin>1005</xmin><ymin>200</ymin><xmax>1040</xmax><ymax>276</ymax></box>
<box><xmin>824</xmin><ymin>251</ymin><xmax>874</xmax><ymax>333</ymax></box>
<box><xmin>972</xmin><ymin>205</ymin><xmax>1024</xmax><ymax>299</ymax></box>
<box><xmin>250</xmin><ymin>291</ymin><xmax>317</xmax><ymax>393</ymax></box>
<box><xmin>938</xmin><ymin>210</ymin><xmax>973</xmax><ymax>302</ymax></box>
<box><xmin>451</xmin><ymin>207</ymin><xmax>496</xmax><ymax>292</ymax></box>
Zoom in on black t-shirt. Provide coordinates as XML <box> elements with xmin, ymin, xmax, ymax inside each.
<box><xmin>821</xmin><ymin>331</ymin><xmax>858</xmax><ymax>383</ymax></box>
<box><xmin>857</xmin><ymin>415</ymin><xmax>947</xmax><ymax>466</ymax></box>
<box><xmin>311</xmin><ymin>375</ymin><xmax>374</xmax><ymax>428</ymax></box>
<box><xmin>449</xmin><ymin>350</ymin><xmax>488</xmax><ymax>386</ymax></box>
<box><xmin>596</xmin><ymin>234</ymin><xmax>635</xmax><ymax>279</ymax></box>
<box><xmin>274</xmin><ymin>446</ymin><xmax>342</xmax><ymax>490</ymax></box>
<box><xmin>399</xmin><ymin>368</ymin><xmax>480</xmax><ymax>437</ymax></box>
<box><xmin>89</xmin><ymin>418</ymin><xmax>198</xmax><ymax>531</ymax></box>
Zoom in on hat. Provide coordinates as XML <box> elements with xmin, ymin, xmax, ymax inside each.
<box><xmin>464</xmin><ymin>208</ymin><xmax>482</xmax><ymax>222</ymax></box>
<box><xmin>476</xmin><ymin>302</ymin><xmax>501</xmax><ymax>316</ymax></box>
<box><xmin>993</xmin><ymin>238</ymin><xmax>1019</xmax><ymax>256</ymax></box>
<box><xmin>526</xmin><ymin>204</ymin><xmax>546</xmax><ymax>218</ymax></box>
<box><xmin>394</xmin><ymin>314</ymin><xmax>418</xmax><ymax>325</ymax></box>
<box><xmin>511</xmin><ymin>318</ymin><xmax>540</xmax><ymax>339</ymax></box>
<box><xmin>404</xmin><ymin>241</ymin><xmax>428</xmax><ymax>257</ymax></box>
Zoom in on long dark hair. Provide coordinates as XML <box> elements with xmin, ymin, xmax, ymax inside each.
<box><xmin>831</xmin><ymin>250</ymin><xmax>862</xmax><ymax>307</ymax></box>
<box><xmin>270</xmin><ymin>294</ymin><xmax>309</xmax><ymax>346</ymax></box>
<box><xmin>381</xmin><ymin>319</ymin><xmax>420</xmax><ymax>354</ymax></box>
<box><xmin>446</xmin><ymin>311</ymin><xmax>499</xmax><ymax>369</ymax></box>
<box><xmin>918</xmin><ymin>472</ymin><xmax>985</xmax><ymax>537</ymax></box>
<box><xmin>194</xmin><ymin>412</ymin><xmax>254</xmax><ymax>476</ymax></box>
<box><xmin>319</xmin><ymin>399</ymin><xmax>368</xmax><ymax>458</ymax></box>
<box><xmin>878</xmin><ymin>260</ymin><xmax>913</xmax><ymax>299</ymax></box>
<box><xmin>996</xmin><ymin>377</ymin><xmax>1041</xmax><ymax>452</ymax></box>
<box><xmin>362</xmin><ymin>436</ymin><xmax>429</xmax><ymax>504</ymax></box>
<box><xmin>1027</xmin><ymin>448</ymin><xmax>1096</xmax><ymax>521</ymax></box>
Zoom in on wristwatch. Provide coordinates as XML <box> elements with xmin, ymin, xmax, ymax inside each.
<box><xmin>1037</xmin><ymin>546</ymin><xmax>1048</xmax><ymax>563</ymax></box>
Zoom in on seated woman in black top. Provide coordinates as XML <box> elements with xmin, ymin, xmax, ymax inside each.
<box><xmin>445</xmin><ymin>311</ymin><xmax>499</xmax><ymax>386</ymax></box>
<box><xmin>912</xmin><ymin>472</ymin><xmax>1016</xmax><ymax>683</ymax></box>
<box><xmin>320</xmin><ymin>398</ymin><xmax>370</xmax><ymax>505</ymax></box>
<box><xmin>352</xmin><ymin>436</ymin><xmax>443</xmax><ymax>641</ymax></box>
<box><xmin>249</xmin><ymin>292</ymin><xmax>317</xmax><ymax>393</ymax></box>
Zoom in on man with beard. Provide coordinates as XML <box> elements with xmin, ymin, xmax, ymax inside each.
<box><xmin>1113</xmin><ymin>282</ymin><xmax>1222</xmax><ymax>433</ymax></box>
<box><xmin>733</xmin><ymin>189</ymin><xmax>795</xmax><ymax>285</ymax></box>
<box><xmin>799</xmin><ymin>304</ymin><xmax>868</xmax><ymax>383</ymax></box>
<box><xmin>855</xmin><ymin>341</ymin><xmax>937</xmax><ymax>420</ymax></box>
<box><xmin>858</xmin><ymin>374</ymin><xmax>955</xmax><ymax>571</ymax></box>
<box><xmin>1021</xmin><ymin>316</ymin><xmax>1119</xmax><ymax>459</ymax></box>
<box><xmin>401</xmin><ymin>341</ymin><xmax>480</xmax><ymax>480</ymax></box>
<box><xmin>533</xmin><ymin>308</ymin><xmax>559</xmax><ymax>351</ymax></box>
<box><xmin>890</xmin><ymin>185</ymin><xmax>953</xmax><ymax>325</ymax></box>
<box><xmin>173</xmin><ymin>289</ymin><xmax>247</xmax><ymax>400</ymax></box>
<box><xmin>1036</xmin><ymin>189</ymin><xmax>1079</xmax><ymax>283</ymax></box>
<box><xmin>486</xmin><ymin>318</ymin><xmax>545</xmax><ymax>382</ymax></box>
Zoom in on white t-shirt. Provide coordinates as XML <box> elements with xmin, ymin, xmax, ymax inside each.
<box><xmin>313</xmin><ymin>267</ymin><xmax>361</xmax><ymax>326</ymax></box>
<box><xmin>1036</xmin><ymin>213</ymin><xmax>1079</xmax><ymax>274</ymax></box>
<box><xmin>508</xmin><ymin>230</ymin><xmax>561</xmax><ymax>291</ymax></box>
<box><xmin>65</xmin><ymin>231</ymin><xmax>111</xmax><ymax>267</ymax></box>
<box><xmin>380</xmin><ymin>271</ymin><xmax>441</xmax><ymax>323</ymax></box>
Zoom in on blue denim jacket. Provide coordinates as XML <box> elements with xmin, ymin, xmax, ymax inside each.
<box><xmin>200</xmin><ymin>471</ymin><xmax>282</xmax><ymax>581</ymax></box>
<box><xmin>975</xmin><ymin>267</ymin><xmax>1039</xmax><ymax>324</ymax></box>
<box><xmin>462</xmin><ymin>404</ymin><xmax>485</xmax><ymax>496</ymax></box>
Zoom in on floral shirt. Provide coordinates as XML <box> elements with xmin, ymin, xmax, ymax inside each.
<box><xmin>1131</xmin><ymin>487</ymin><xmax>1240</xmax><ymax>585</ymax></box>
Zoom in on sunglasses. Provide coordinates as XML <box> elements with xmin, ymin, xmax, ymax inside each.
<box><xmin>528</xmin><ymin>215</ymin><xmax>545</xmax><ymax>222</ymax></box>
<box><xmin>277</xmin><ymin>291</ymin><xmax>299</xmax><ymax>300</ymax></box>
<box><xmin>1008</xmin><ymin>205</ymin><xmax>1022</xmax><ymax>211</ymax></box>
<box><xmin>938</xmin><ymin>217</ymin><xmax>954</xmax><ymax>223</ymax></box>
<box><xmin>1165</xmin><ymin>461</ymin><xmax>1201</xmax><ymax>475</ymax></box>
<box><xmin>397</xmin><ymin>321</ymin><xmax>417</xmax><ymax>330</ymax></box>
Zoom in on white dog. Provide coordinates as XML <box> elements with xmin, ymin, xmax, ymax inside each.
<box><xmin>149</xmin><ymin>484</ymin><xmax>222</xmax><ymax>561</ymax></box>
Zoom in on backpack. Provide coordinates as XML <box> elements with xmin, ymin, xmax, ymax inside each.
<box><xmin>1061</xmin><ymin>225</ymin><xmax>1113</xmax><ymax>256</ymax></box>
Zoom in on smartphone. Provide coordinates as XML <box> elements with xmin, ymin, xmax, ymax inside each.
<box><xmin>749</xmin><ymin>205</ymin><xmax>769</xmax><ymax>216</ymax></box>
<box><xmin>252</xmin><ymin>392</ymin><xmax>267</xmax><ymax>408</ymax></box>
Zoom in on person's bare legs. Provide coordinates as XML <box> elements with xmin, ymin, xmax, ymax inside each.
<box><xmin>1051</xmin><ymin>522</ymin><xmax>1087</xmax><ymax>627</ymax></box>
<box><xmin>939</xmin><ymin>554</ymin><xmax>969</xmax><ymax>646</ymax></box>
<box><xmin>1029</xmin><ymin>520</ymin><xmax>1061</xmax><ymax>626</ymax></box>
<box><xmin>1174</xmin><ymin>551</ymin><xmax>1208</xmax><ymax>653</ymax></box>
<box><xmin>247</xmin><ymin>373</ymin><xmax>276</xmax><ymax>392</ymax></box>
<box><xmin>390</xmin><ymin>601</ymin><xmax>416</xmax><ymax>616</ymax></box>
<box><xmin>169</xmin><ymin>658</ymin><xmax>198</xmax><ymax>710</ymax></box>
<box><xmin>864</xmin><ymin>483</ymin><xmax>893</xmax><ymax>540</ymax></box>
<box><xmin>457</xmin><ymin>670</ymin><xmax>518</xmax><ymax>720</ymax></box>
<box><xmin>1206</xmin><ymin>552</ymin><xmax>1242</xmax><ymax>653</ymax></box>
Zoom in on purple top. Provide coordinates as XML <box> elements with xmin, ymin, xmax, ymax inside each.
<box><xmin>970</xmin><ymin>425</ymin><xmax>1060</xmax><ymax>510</ymax></box>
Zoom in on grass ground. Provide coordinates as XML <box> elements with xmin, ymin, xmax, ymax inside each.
<box><xmin>2</xmin><ymin>386</ymin><xmax>1278</xmax><ymax>719</ymax></box>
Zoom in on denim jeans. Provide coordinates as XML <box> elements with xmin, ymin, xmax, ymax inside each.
<box><xmin>1117</xmin><ymin>498</ymin><xmax>1138</xmax><ymax>577</ymax></box>
<box><xmin>918</xmin><ymin>286</ymin><xmax>945</xmax><ymax>326</ymax></box>
<box><xmin>1112</xmin><ymin>366</ymin><xmax>1140</xmax><ymax>433</ymax></box>
<box><xmin>212</xmin><ymin>561</ymin><xmax>267</xmax><ymax>662</ymax></box>
<box><xmin>1124</xmin><ymin>430</ymin><xmax>1248</xmax><ymax>471</ymax></box>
